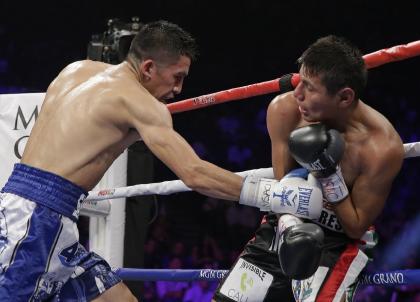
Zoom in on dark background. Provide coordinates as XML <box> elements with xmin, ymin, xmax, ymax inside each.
<box><xmin>1</xmin><ymin>1</ymin><xmax>419</xmax><ymax>301</ymax></box>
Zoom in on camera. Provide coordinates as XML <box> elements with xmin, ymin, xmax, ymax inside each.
<box><xmin>87</xmin><ymin>17</ymin><xmax>142</xmax><ymax>64</ymax></box>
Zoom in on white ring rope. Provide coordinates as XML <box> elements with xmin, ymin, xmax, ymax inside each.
<box><xmin>85</xmin><ymin>167</ymin><xmax>274</xmax><ymax>201</ymax></box>
<box><xmin>404</xmin><ymin>141</ymin><xmax>420</xmax><ymax>158</ymax></box>
<box><xmin>85</xmin><ymin>142</ymin><xmax>420</xmax><ymax>201</ymax></box>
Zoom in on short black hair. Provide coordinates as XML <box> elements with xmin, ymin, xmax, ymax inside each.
<box><xmin>297</xmin><ymin>35</ymin><xmax>367</xmax><ymax>100</ymax></box>
<box><xmin>127</xmin><ymin>20</ymin><xmax>197</xmax><ymax>65</ymax></box>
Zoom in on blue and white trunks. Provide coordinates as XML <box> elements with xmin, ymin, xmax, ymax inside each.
<box><xmin>0</xmin><ymin>163</ymin><xmax>121</xmax><ymax>301</ymax></box>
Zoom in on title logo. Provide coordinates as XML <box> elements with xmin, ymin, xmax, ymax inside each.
<box><xmin>192</xmin><ymin>94</ymin><xmax>216</xmax><ymax>106</ymax></box>
<box><xmin>296</xmin><ymin>187</ymin><xmax>312</xmax><ymax>217</ymax></box>
<box><xmin>239</xmin><ymin>260</ymin><xmax>267</xmax><ymax>282</ymax></box>
<box><xmin>359</xmin><ymin>272</ymin><xmax>404</xmax><ymax>285</ymax></box>
<box><xmin>272</xmin><ymin>187</ymin><xmax>295</xmax><ymax>207</ymax></box>
<box><xmin>13</xmin><ymin>105</ymin><xmax>39</xmax><ymax>159</ymax></box>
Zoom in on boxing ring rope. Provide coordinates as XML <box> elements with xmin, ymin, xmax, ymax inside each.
<box><xmin>167</xmin><ymin>40</ymin><xmax>420</xmax><ymax>114</ymax></box>
<box><xmin>81</xmin><ymin>38</ymin><xmax>420</xmax><ymax>212</ymax></box>
<box><xmin>82</xmin><ymin>40</ymin><xmax>420</xmax><ymax>203</ymax></box>
<box><xmin>84</xmin><ymin>142</ymin><xmax>420</xmax><ymax>202</ymax></box>
<box><xmin>114</xmin><ymin>268</ymin><xmax>420</xmax><ymax>287</ymax></box>
<box><xmin>81</xmin><ymin>40</ymin><xmax>420</xmax><ymax>287</ymax></box>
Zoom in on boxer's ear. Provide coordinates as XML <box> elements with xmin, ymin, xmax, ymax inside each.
<box><xmin>140</xmin><ymin>59</ymin><xmax>155</xmax><ymax>81</ymax></box>
<box><xmin>337</xmin><ymin>87</ymin><xmax>355</xmax><ymax>108</ymax></box>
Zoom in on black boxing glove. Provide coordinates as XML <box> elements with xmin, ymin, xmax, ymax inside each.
<box><xmin>288</xmin><ymin>123</ymin><xmax>348</xmax><ymax>203</ymax></box>
<box><xmin>278</xmin><ymin>219</ymin><xmax>324</xmax><ymax>280</ymax></box>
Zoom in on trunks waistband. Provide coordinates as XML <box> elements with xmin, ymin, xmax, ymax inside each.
<box><xmin>1</xmin><ymin>163</ymin><xmax>88</xmax><ymax>221</ymax></box>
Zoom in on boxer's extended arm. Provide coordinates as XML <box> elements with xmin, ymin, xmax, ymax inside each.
<box><xmin>332</xmin><ymin>143</ymin><xmax>403</xmax><ymax>238</ymax></box>
<box><xmin>128</xmin><ymin>94</ymin><xmax>242</xmax><ymax>201</ymax></box>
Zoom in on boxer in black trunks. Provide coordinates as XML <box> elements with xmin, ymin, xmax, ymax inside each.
<box><xmin>213</xmin><ymin>35</ymin><xmax>404</xmax><ymax>302</ymax></box>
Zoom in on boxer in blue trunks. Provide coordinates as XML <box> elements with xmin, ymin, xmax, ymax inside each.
<box><xmin>0</xmin><ymin>20</ymin><xmax>242</xmax><ymax>302</ymax></box>
<box><xmin>0</xmin><ymin>164</ymin><xmax>122</xmax><ymax>301</ymax></box>
<box><xmin>0</xmin><ymin>20</ymin><xmax>326</xmax><ymax>302</ymax></box>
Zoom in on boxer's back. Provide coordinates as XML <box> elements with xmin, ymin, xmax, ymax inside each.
<box><xmin>21</xmin><ymin>60</ymin><xmax>140</xmax><ymax>190</ymax></box>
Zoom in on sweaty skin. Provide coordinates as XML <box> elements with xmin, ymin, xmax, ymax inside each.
<box><xmin>21</xmin><ymin>58</ymin><xmax>244</xmax><ymax>302</ymax></box>
<box><xmin>267</xmin><ymin>87</ymin><xmax>404</xmax><ymax>239</ymax></box>
<box><xmin>21</xmin><ymin>59</ymin><xmax>243</xmax><ymax>199</ymax></box>
<box><xmin>22</xmin><ymin>61</ymin><xmax>139</xmax><ymax>189</ymax></box>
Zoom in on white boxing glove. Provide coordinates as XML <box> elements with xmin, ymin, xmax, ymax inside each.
<box><xmin>239</xmin><ymin>168</ymin><xmax>323</xmax><ymax>220</ymax></box>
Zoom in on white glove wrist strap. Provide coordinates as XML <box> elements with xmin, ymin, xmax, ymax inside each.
<box><xmin>239</xmin><ymin>176</ymin><xmax>276</xmax><ymax>211</ymax></box>
<box><xmin>318</xmin><ymin>166</ymin><xmax>349</xmax><ymax>203</ymax></box>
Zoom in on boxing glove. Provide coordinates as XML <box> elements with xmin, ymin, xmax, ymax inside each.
<box><xmin>289</xmin><ymin>124</ymin><xmax>348</xmax><ymax>203</ymax></box>
<box><xmin>239</xmin><ymin>168</ymin><xmax>323</xmax><ymax>220</ymax></box>
<box><xmin>278</xmin><ymin>221</ymin><xmax>324</xmax><ymax>280</ymax></box>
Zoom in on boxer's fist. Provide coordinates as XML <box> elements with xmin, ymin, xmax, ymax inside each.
<box><xmin>278</xmin><ymin>222</ymin><xmax>324</xmax><ymax>280</ymax></box>
<box><xmin>288</xmin><ymin>123</ymin><xmax>344</xmax><ymax>178</ymax></box>
<box><xmin>289</xmin><ymin>124</ymin><xmax>348</xmax><ymax>203</ymax></box>
<box><xmin>239</xmin><ymin>168</ymin><xmax>323</xmax><ymax>219</ymax></box>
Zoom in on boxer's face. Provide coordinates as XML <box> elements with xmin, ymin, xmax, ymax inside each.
<box><xmin>293</xmin><ymin>67</ymin><xmax>340</xmax><ymax>122</ymax></box>
<box><xmin>145</xmin><ymin>55</ymin><xmax>191</xmax><ymax>103</ymax></box>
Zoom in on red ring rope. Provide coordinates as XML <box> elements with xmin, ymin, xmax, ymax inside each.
<box><xmin>167</xmin><ymin>40</ymin><xmax>420</xmax><ymax>114</ymax></box>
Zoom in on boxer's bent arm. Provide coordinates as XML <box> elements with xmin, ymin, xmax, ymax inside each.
<box><xmin>332</xmin><ymin>144</ymin><xmax>404</xmax><ymax>238</ymax></box>
<box><xmin>130</xmin><ymin>99</ymin><xmax>242</xmax><ymax>201</ymax></box>
<box><xmin>267</xmin><ymin>93</ymin><xmax>300</xmax><ymax>179</ymax></box>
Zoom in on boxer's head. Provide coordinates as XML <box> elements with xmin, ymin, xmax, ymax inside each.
<box><xmin>293</xmin><ymin>35</ymin><xmax>367</xmax><ymax>122</ymax></box>
<box><xmin>297</xmin><ymin>35</ymin><xmax>367</xmax><ymax>100</ymax></box>
<box><xmin>127</xmin><ymin>20</ymin><xmax>198</xmax><ymax>102</ymax></box>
